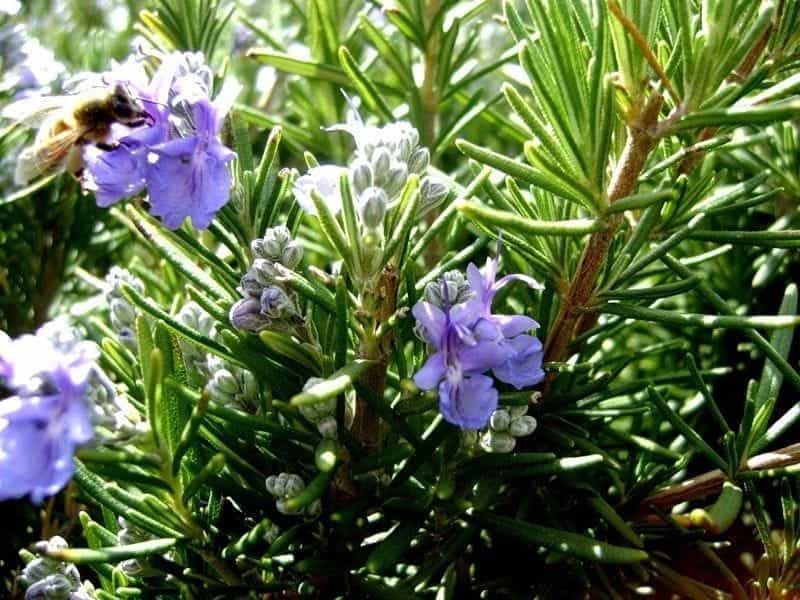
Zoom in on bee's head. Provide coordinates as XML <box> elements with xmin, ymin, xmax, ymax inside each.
<box><xmin>109</xmin><ymin>83</ymin><xmax>147</xmax><ymax>123</ymax></box>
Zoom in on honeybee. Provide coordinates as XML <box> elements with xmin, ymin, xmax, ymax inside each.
<box><xmin>1</xmin><ymin>83</ymin><xmax>150</xmax><ymax>184</ymax></box>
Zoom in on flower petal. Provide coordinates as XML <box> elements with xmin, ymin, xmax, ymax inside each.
<box><xmin>146</xmin><ymin>137</ymin><xmax>232</xmax><ymax>229</ymax></box>
<box><xmin>438</xmin><ymin>374</ymin><xmax>498</xmax><ymax>430</ymax></box>
<box><xmin>493</xmin><ymin>334</ymin><xmax>545</xmax><ymax>389</ymax></box>
<box><xmin>413</xmin><ymin>352</ymin><xmax>446</xmax><ymax>390</ymax></box>
<box><xmin>494</xmin><ymin>314</ymin><xmax>539</xmax><ymax>337</ymax></box>
<box><xmin>411</xmin><ymin>302</ymin><xmax>447</xmax><ymax>347</ymax></box>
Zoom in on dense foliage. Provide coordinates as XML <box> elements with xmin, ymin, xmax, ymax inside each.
<box><xmin>2</xmin><ymin>0</ymin><xmax>800</xmax><ymax>598</ymax></box>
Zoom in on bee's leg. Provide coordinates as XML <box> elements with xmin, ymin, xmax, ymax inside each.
<box><xmin>65</xmin><ymin>147</ymin><xmax>85</xmax><ymax>182</ymax></box>
<box><xmin>95</xmin><ymin>141</ymin><xmax>120</xmax><ymax>152</ymax></box>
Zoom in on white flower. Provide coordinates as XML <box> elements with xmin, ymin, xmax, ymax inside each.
<box><xmin>293</xmin><ymin>165</ymin><xmax>346</xmax><ymax>215</ymax></box>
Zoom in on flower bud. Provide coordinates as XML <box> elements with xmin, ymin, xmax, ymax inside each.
<box><xmin>251</xmin><ymin>258</ymin><xmax>281</xmax><ymax>286</ymax></box>
<box><xmin>350</xmin><ymin>159</ymin><xmax>373</xmax><ymax>195</ymax></box>
<box><xmin>481</xmin><ymin>431</ymin><xmax>516</xmax><ymax>453</ymax></box>
<box><xmin>109</xmin><ymin>299</ymin><xmax>136</xmax><ymax>330</ymax></box>
<box><xmin>284</xmin><ymin>474</ymin><xmax>305</xmax><ymax>497</ymax></box>
<box><xmin>241</xmin><ymin>369</ymin><xmax>258</xmax><ymax>401</ymax></box>
<box><xmin>371</xmin><ymin>148</ymin><xmax>392</xmax><ymax>184</ymax></box>
<box><xmin>260</xmin><ymin>286</ymin><xmax>295</xmax><ymax>319</ymax></box>
<box><xmin>419</xmin><ymin>176</ymin><xmax>448</xmax><ymax>215</ymax></box>
<box><xmin>120</xmin><ymin>558</ymin><xmax>145</xmax><ymax>576</ymax></box>
<box><xmin>176</xmin><ymin>301</ymin><xmax>214</xmax><ymax>337</ymax></box>
<box><xmin>211</xmin><ymin>369</ymin><xmax>239</xmax><ymax>396</ymax></box>
<box><xmin>489</xmin><ymin>409</ymin><xmax>511</xmax><ymax>432</ymax></box>
<box><xmin>359</xmin><ymin>186</ymin><xmax>387</xmax><ymax>229</ymax></box>
<box><xmin>281</xmin><ymin>243</ymin><xmax>303</xmax><ymax>270</ymax></box>
<box><xmin>264</xmin><ymin>523</ymin><xmax>281</xmax><ymax>544</ymax></box>
<box><xmin>35</xmin><ymin>536</ymin><xmax>69</xmax><ymax>554</ymax></box>
<box><xmin>317</xmin><ymin>416</ymin><xmax>338</xmax><ymax>439</ymax></box>
<box><xmin>229</xmin><ymin>298</ymin><xmax>270</xmax><ymax>332</ymax></box>
<box><xmin>238</xmin><ymin>271</ymin><xmax>264</xmax><ymax>299</ymax></box>
<box><xmin>105</xmin><ymin>267</ymin><xmax>144</xmax><ymax>302</ymax></box>
<box><xmin>20</xmin><ymin>558</ymin><xmax>61</xmax><ymax>587</ymax></box>
<box><xmin>423</xmin><ymin>270</ymin><xmax>473</xmax><ymax>308</ymax></box>
<box><xmin>509</xmin><ymin>415</ymin><xmax>537</xmax><ymax>438</ymax></box>
<box><xmin>252</xmin><ymin>226</ymin><xmax>303</xmax><ymax>270</ymax></box>
<box><xmin>24</xmin><ymin>573</ymin><xmax>73</xmax><ymax>600</ymax></box>
<box><xmin>383</xmin><ymin>162</ymin><xmax>408</xmax><ymax>198</ymax></box>
<box><xmin>407</xmin><ymin>147</ymin><xmax>430</xmax><ymax>174</ymax></box>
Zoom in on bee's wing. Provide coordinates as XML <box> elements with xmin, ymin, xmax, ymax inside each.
<box><xmin>14</xmin><ymin>128</ymin><xmax>83</xmax><ymax>185</ymax></box>
<box><xmin>1</xmin><ymin>95</ymin><xmax>71</xmax><ymax>128</ymax></box>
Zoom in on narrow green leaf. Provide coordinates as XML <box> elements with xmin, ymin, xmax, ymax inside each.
<box><xmin>290</xmin><ymin>360</ymin><xmax>375</xmax><ymax>406</ymax></box>
<box><xmin>338</xmin><ymin>46</ymin><xmax>394</xmax><ymax>120</ymax></box>
<box><xmin>124</xmin><ymin>205</ymin><xmax>231</xmax><ymax>300</ymax></box>
<box><xmin>672</xmin><ymin>99</ymin><xmax>800</xmax><ymax>131</ymax></box>
<box><xmin>382</xmin><ymin>174</ymin><xmax>420</xmax><ymax>264</ymax></box>
<box><xmin>367</xmin><ymin>520</ymin><xmax>421</xmax><ymax>575</ymax></box>
<box><xmin>468</xmin><ymin>511</ymin><xmax>648</xmax><ymax>564</ymax></box>
<box><xmin>283</xmin><ymin>468</ymin><xmax>336</xmax><ymax>512</ymax></box>
<box><xmin>646</xmin><ymin>386</ymin><xmax>728</xmax><ymax>473</ymax></box>
<box><xmin>46</xmin><ymin>539</ymin><xmax>178</xmax><ymax>565</ymax></box>
<box><xmin>456</xmin><ymin>139</ymin><xmax>592</xmax><ymax>206</ymax></box>
<box><xmin>458</xmin><ymin>200</ymin><xmax>604</xmax><ymax>237</ymax></box>
<box><xmin>597</xmin><ymin>302</ymin><xmax>800</xmax><ymax>331</ymax></box>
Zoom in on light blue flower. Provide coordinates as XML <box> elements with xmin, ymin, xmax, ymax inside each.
<box><xmin>0</xmin><ymin>325</ymin><xmax>97</xmax><ymax>503</ymax></box>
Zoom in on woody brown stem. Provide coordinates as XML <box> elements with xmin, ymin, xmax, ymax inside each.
<box><xmin>635</xmin><ymin>442</ymin><xmax>800</xmax><ymax>515</ymax></box>
<box><xmin>353</xmin><ymin>266</ymin><xmax>398</xmax><ymax>453</ymax></box>
<box><xmin>543</xmin><ymin>94</ymin><xmax>663</xmax><ymax>367</ymax></box>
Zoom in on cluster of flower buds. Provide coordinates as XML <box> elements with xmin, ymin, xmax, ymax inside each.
<box><xmin>105</xmin><ymin>267</ymin><xmax>144</xmax><ymax>350</ymax></box>
<box><xmin>423</xmin><ymin>270</ymin><xmax>475</xmax><ymax>308</ymax></box>
<box><xmin>20</xmin><ymin>537</ymin><xmax>94</xmax><ymax>600</ymax></box>
<box><xmin>86</xmin><ymin>368</ymin><xmax>147</xmax><ymax>440</ymax></box>
<box><xmin>298</xmin><ymin>377</ymin><xmax>338</xmax><ymax>439</ymax></box>
<box><xmin>205</xmin><ymin>355</ymin><xmax>259</xmax><ymax>412</ymax></box>
<box><xmin>331</xmin><ymin>107</ymin><xmax>448</xmax><ymax>217</ymax></box>
<box><xmin>230</xmin><ymin>226</ymin><xmax>303</xmax><ymax>334</ymax></box>
<box><xmin>176</xmin><ymin>302</ymin><xmax>259</xmax><ymax>412</ymax></box>
<box><xmin>292</xmin><ymin>105</ymin><xmax>448</xmax><ymax>282</ymax></box>
<box><xmin>480</xmin><ymin>405</ymin><xmax>538</xmax><ymax>453</ymax></box>
<box><xmin>175</xmin><ymin>301</ymin><xmax>216</xmax><ymax>374</ymax></box>
<box><xmin>265</xmin><ymin>472</ymin><xmax>321</xmax><ymax>516</ymax></box>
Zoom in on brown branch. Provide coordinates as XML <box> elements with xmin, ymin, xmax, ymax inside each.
<box><xmin>608</xmin><ymin>0</ymin><xmax>680</xmax><ymax>107</ymax></box>
<box><xmin>353</xmin><ymin>266</ymin><xmax>398</xmax><ymax>453</ymax></box>
<box><xmin>638</xmin><ymin>442</ymin><xmax>800</xmax><ymax>513</ymax></box>
<box><xmin>543</xmin><ymin>93</ymin><xmax>663</xmax><ymax>366</ymax></box>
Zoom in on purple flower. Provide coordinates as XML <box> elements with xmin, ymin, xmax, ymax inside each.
<box><xmin>412</xmin><ymin>255</ymin><xmax>545</xmax><ymax>429</ymax></box>
<box><xmin>146</xmin><ymin>98</ymin><xmax>235</xmax><ymax>229</ymax></box>
<box><xmin>439</xmin><ymin>374</ymin><xmax>498</xmax><ymax>430</ymax></box>
<box><xmin>0</xmin><ymin>326</ymin><xmax>97</xmax><ymax>503</ymax></box>
<box><xmin>81</xmin><ymin>52</ymin><xmax>238</xmax><ymax>230</ymax></box>
<box><xmin>464</xmin><ymin>258</ymin><xmax>545</xmax><ymax>389</ymax></box>
<box><xmin>412</xmin><ymin>301</ymin><xmax>507</xmax><ymax>429</ymax></box>
<box><xmin>82</xmin><ymin>55</ymin><xmax>176</xmax><ymax>207</ymax></box>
